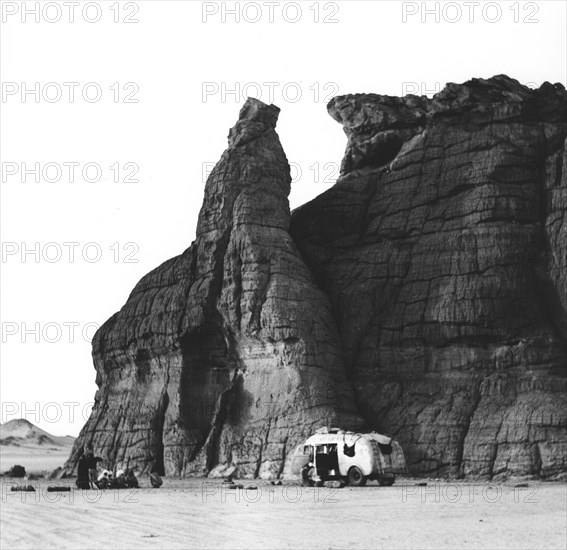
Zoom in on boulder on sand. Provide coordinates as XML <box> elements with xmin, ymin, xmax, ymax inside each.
<box><xmin>5</xmin><ymin>465</ymin><xmax>26</xmax><ymax>478</ymax></box>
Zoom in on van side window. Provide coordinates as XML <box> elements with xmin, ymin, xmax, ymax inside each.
<box><xmin>343</xmin><ymin>442</ymin><xmax>356</xmax><ymax>457</ymax></box>
<box><xmin>304</xmin><ymin>446</ymin><xmax>314</xmax><ymax>461</ymax></box>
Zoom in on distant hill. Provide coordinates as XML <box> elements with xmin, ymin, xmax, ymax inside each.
<box><xmin>0</xmin><ymin>419</ymin><xmax>75</xmax><ymax>449</ymax></box>
<box><xmin>0</xmin><ymin>419</ymin><xmax>76</xmax><ymax>475</ymax></box>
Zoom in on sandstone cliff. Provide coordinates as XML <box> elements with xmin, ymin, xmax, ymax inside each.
<box><xmin>65</xmin><ymin>98</ymin><xmax>362</xmax><ymax>478</ymax></box>
<box><xmin>291</xmin><ymin>75</ymin><xmax>567</xmax><ymax>478</ymax></box>
<box><xmin>66</xmin><ymin>76</ymin><xmax>567</xmax><ymax>479</ymax></box>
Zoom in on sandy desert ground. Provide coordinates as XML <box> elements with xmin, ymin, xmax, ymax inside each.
<box><xmin>1</xmin><ymin>477</ymin><xmax>565</xmax><ymax>550</ymax></box>
<box><xmin>0</xmin><ymin>420</ymin><xmax>74</xmax><ymax>477</ymax></box>
<box><xmin>0</xmin><ymin>447</ymin><xmax>71</xmax><ymax>477</ymax></box>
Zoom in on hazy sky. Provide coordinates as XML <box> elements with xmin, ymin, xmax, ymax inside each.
<box><xmin>1</xmin><ymin>0</ymin><xmax>566</xmax><ymax>436</ymax></box>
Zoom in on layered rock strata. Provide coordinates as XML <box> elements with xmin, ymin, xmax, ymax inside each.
<box><xmin>65</xmin><ymin>98</ymin><xmax>362</xmax><ymax>478</ymax></box>
<box><xmin>290</xmin><ymin>75</ymin><xmax>567</xmax><ymax>478</ymax></box>
<box><xmin>66</xmin><ymin>76</ymin><xmax>567</xmax><ymax>479</ymax></box>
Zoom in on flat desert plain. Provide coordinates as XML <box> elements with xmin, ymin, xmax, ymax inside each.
<box><xmin>0</xmin><ymin>446</ymin><xmax>71</xmax><ymax>477</ymax></box>
<box><xmin>0</xmin><ymin>419</ymin><xmax>75</xmax><ymax>477</ymax></box>
<box><xmin>1</xmin><ymin>478</ymin><xmax>565</xmax><ymax>549</ymax></box>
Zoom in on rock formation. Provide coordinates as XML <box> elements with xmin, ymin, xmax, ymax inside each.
<box><xmin>290</xmin><ymin>75</ymin><xmax>567</xmax><ymax>478</ymax></box>
<box><xmin>65</xmin><ymin>98</ymin><xmax>362</xmax><ymax>479</ymax></box>
<box><xmin>66</xmin><ymin>76</ymin><xmax>567</xmax><ymax>479</ymax></box>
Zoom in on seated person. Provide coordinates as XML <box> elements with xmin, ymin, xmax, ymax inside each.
<box><xmin>149</xmin><ymin>467</ymin><xmax>163</xmax><ymax>488</ymax></box>
<box><xmin>113</xmin><ymin>469</ymin><xmax>127</xmax><ymax>489</ymax></box>
<box><xmin>125</xmin><ymin>469</ymin><xmax>139</xmax><ymax>488</ymax></box>
<box><xmin>96</xmin><ymin>469</ymin><xmax>112</xmax><ymax>489</ymax></box>
<box><xmin>84</xmin><ymin>449</ymin><xmax>103</xmax><ymax>488</ymax></box>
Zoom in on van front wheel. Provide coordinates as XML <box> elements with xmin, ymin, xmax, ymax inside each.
<box><xmin>347</xmin><ymin>466</ymin><xmax>367</xmax><ymax>487</ymax></box>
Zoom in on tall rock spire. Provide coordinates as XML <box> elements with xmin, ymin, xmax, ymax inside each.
<box><xmin>65</xmin><ymin>97</ymin><xmax>362</xmax><ymax>478</ymax></box>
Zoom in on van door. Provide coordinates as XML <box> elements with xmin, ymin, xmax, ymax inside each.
<box><xmin>315</xmin><ymin>444</ymin><xmax>339</xmax><ymax>477</ymax></box>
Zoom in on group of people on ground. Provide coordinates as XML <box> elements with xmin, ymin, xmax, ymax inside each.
<box><xmin>76</xmin><ymin>446</ymin><xmax>162</xmax><ymax>490</ymax></box>
<box><xmin>94</xmin><ymin>468</ymin><xmax>139</xmax><ymax>489</ymax></box>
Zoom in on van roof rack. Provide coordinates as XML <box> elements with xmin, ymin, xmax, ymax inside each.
<box><xmin>315</xmin><ymin>427</ymin><xmax>345</xmax><ymax>434</ymax></box>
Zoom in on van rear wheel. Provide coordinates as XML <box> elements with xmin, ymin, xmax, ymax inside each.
<box><xmin>347</xmin><ymin>466</ymin><xmax>367</xmax><ymax>487</ymax></box>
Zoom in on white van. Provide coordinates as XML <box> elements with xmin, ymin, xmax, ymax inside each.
<box><xmin>291</xmin><ymin>427</ymin><xmax>407</xmax><ymax>486</ymax></box>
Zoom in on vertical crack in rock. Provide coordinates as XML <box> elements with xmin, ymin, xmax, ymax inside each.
<box><xmin>456</xmin><ymin>379</ymin><xmax>483</xmax><ymax>478</ymax></box>
<box><xmin>153</xmin><ymin>356</ymin><xmax>171</xmax><ymax>475</ymax></box>
<box><xmin>277</xmin><ymin>436</ymin><xmax>289</xmax><ymax>479</ymax></box>
<box><xmin>203</xmin><ymin>369</ymin><xmax>240</xmax><ymax>472</ymax></box>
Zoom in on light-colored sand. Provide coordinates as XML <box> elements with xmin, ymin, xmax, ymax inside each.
<box><xmin>0</xmin><ymin>447</ymin><xmax>71</xmax><ymax>476</ymax></box>
<box><xmin>1</xmin><ymin>478</ymin><xmax>565</xmax><ymax>549</ymax></box>
<box><xmin>0</xmin><ymin>420</ymin><xmax>74</xmax><ymax>476</ymax></box>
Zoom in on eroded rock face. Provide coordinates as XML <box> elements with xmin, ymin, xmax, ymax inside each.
<box><xmin>290</xmin><ymin>75</ymin><xmax>567</xmax><ymax>478</ymax></box>
<box><xmin>65</xmin><ymin>98</ymin><xmax>362</xmax><ymax>478</ymax></box>
<box><xmin>67</xmin><ymin>76</ymin><xmax>566</xmax><ymax>480</ymax></box>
